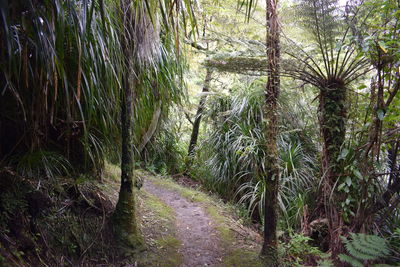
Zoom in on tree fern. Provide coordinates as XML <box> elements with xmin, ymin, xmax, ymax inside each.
<box><xmin>339</xmin><ymin>233</ymin><xmax>393</xmax><ymax>267</ymax></box>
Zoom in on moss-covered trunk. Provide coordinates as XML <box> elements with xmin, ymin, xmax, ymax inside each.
<box><xmin>112</xmin><ymin>0</ymin><xmax>142</xmax><ymax>249</ymax></box>
<box><xmin>319</xmin><ymin>82</ymin><xmax>346</xmax><ymax>257</ymax></box>
<box><xmin>260</xmin><ymin>0</ymin><xmax>280</xmax><ymax>266</ymax></box>
<box><xmin>113</xmin><ymin>74</ymin><xmax>142</xmax><ymax>248</ymax></box>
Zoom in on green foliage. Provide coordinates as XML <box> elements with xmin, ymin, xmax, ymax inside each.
<box><xmin>317</xmin><ymin>256</ymin><xmax>335</xmax><ymax>267</ymax></box>
<box><xmin>353</xmin><ymin>0</ymin><xmax>400</xmax><ymax>65</ymax></box>
<box><xmin>280</xmin><ymin>233</ymin><xmax>327</xmax><ymax>266</ymax></box>
<box><xmin>287</xmin><ymin>0</ymin><xmax>368</xmax><ymax>87</ymax></box>
<box><xmin>197</xmin><ymin>81</ymin><xmax>265</xmax><ymax>197</ymax></box>
<box><xmin>278</xmin><ymin>140</ymin><xmax>316</xmax><ymax>229</ymax></box>
<box><xmin>236</xmin><ymin>138</ymin><xmax>316</xmax><ymax>228</ymax></box>
<box><xmin>339</xmin><ymin>233</ymin><xmax>392</xmax><ymax>266</ymax></box>
<box><xmin>0</xmin><ymin>0</ymin><xmax>190</xmax><ymax>175</ymax></box>
<box><xmin>0</xmin><ymin>0</ymin><xmax>123</xmax><ymax>171</ymax></box>
<box><xmin>335</xmin><ymin>146</ymin><xmax>377</xmax><ymax>222</ymax></box>
<box><xmin>190</xmin><ymin>79</ymin><xmax>318</xmax><ymax>229</ymax></box>
<box><xmin>142</xmin><ymin>109</ymin><xmax>187</xmax><ymax>175</ymax></box>
<box><xmin>11</xmin><ymin>150</ymin><xmax>72</xmax><ymax>178</ymax></box>
<box><xmin>387</xmin><ymin>228</ymin><xmax>400</xmax><ymax>263</ymax></box>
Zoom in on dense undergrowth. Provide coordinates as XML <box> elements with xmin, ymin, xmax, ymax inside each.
<box><xmin>0</xmin><ymin>164</ymin><xmax>180</xmax><ymax>266</ymax></box>
<box><xmin>0</xmin><ymin>166</ymin><xmax>121</xmax><ymax>266</ymax></box>
<box><xmin>186</xmin><ymin>81</ymin><xmax>320</xmax><ymax>229</ymax></box>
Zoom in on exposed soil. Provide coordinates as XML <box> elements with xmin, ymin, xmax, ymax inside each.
<box><xmin>172</xmin><ymin>174</ymin><xmax>203</xmax><ymax>189</ymax></box>
<box><xmin>144</xmin><ymin>179</ymin><xmax>222</xmax><ymax>267</ymax></box>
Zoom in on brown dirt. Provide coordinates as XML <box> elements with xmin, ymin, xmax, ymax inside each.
<box><xmin>172</xmin><ymin>174</ymin><xmax>203</xmax><ymax>189</ymax></box>
<box><xmin>144</xmin><ymin>179</ymin><xmax>223</xmax><ymax>267</ymax></box>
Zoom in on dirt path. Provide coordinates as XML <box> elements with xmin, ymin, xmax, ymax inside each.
<box><xmin>144</xmin><ymin>179</ymin><xmax>222</xmax><ymax>267</ymax></box>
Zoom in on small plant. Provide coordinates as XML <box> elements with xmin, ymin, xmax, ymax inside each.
<box><xmin>280</xmin><ymin>233</ymin><xmax>326</xmax><ymax>266</ymax></box>
<box><xmin>339</xmin><ymin>233</ymin><xmax>393</xmax><ymax>267</ymax></box>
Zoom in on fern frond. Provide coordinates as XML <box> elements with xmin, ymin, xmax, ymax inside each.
<box><xmin>344</xmin><ymin>233</ymin><xmax>390</xmax><ymax>261</ymax></box>
<box><xmin>340</xmin><ymin>233</ymin><xmax>392</xmax><ymax>266</ymax></box>
<box><xmin>317</xmin><ymin>258</ymin><xmax>335</xmax><ymax>267</ymax></box>
<box><xmin>338</xmin><ymin>254</ymin><xmax>364</xmax><ymax>267</ymax></box>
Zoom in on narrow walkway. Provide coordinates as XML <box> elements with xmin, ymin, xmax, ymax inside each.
<box><xmin>144</xmin><ymin>179</ymin><xmax>222</xmax><ymax>267</ymax></box>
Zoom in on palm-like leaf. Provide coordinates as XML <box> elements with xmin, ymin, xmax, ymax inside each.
<box><xmin>283</xmin><ymin>0</ymin><xmax>369</xmax><ymax>87</ymax></box>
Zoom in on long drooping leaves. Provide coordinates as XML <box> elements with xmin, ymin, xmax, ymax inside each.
<box><xmin>0</xmin><ymin>1</ymin><xmax>123</xmax><ymax>171</ymax></box>
<box><xmin>117</xmin><ymin>0</ymin><xmax>195</xmax><ymax>161</ymax></box>
<box><xmin>0</xmin><ymin>0</ymin><xmax>195</xmax><ymax>174</ymax></box>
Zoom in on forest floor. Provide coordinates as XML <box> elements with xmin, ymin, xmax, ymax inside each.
<box><xmin>104</xmin><ymin>165</ymin><xmax>263</xmax><ymax>267</ymax></box>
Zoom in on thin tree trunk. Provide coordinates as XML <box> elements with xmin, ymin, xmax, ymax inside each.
<box><xmin>260</xmin><ymin>0</ymin><xmax>280</xmax><ymax>266</ymax></box>
<box><xmin>187</xmin><ymin>68</ymin><xmax>212</xmax><ymax>159</ymax></box>
<box><xmin>371</xmin><ymin>138</ymin><xmax>400</xmax><ymax>214</ymax></box>
<box><xmin>112</xmin><ymin>0</ymin><xmax>142</xmax><ymax>249</ymax></box>
<box><xmin>365</xmin><ymin>68</ymin><xmax>385</xmax><ymax>160</ymax></box>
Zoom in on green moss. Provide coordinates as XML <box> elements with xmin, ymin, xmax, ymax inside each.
<box><xmin>203</xmin><ymin>205</ymin><xmax>231</xmax><ymax>242</ymax></box>
<box><xmin>156</xmin><ymin>235</ymin><xmax>181</xmax><ymax>248</ymax></box>
<box><xmin>137</xmin><ymin>236</ymin><xmax>182</xmax><ymax>267</ymax></box>
<box><xmin>224</xmin><ymin>249</ymin><xmax>263</xmax><ymax>267</ymax></box>
<box><xmin>137</xmin><ymin>235</ymin><xmax>182</xmax><ymax>267</ymax></box>
<box><xmin>155</xmin><ymin>236</ymin><xmax>182</xmax><ymax>266</ymax></box>
<box><xmin>140</xmin><ymin>190</ymin><xmax>175</xmax><ymax>222</ymax></box>
<box><xmin>205</xmin><ymin>205</ymin><xmax>263</xmax><ymax>266</ymax></box>
<box><xmin>112</xmin><ymin>181</ymin><xmax>144</xmax><ymax>252</ymax></box>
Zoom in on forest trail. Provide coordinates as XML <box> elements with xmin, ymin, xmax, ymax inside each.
<box><xmin>135</xmin><ymin>171</ymin><xmax>263</xmax><ymax>267</ymax></box>
<box><xmin>144</xmin><ymin>179</ymin><xmax>222</xmax><ymax>267</ymax></box>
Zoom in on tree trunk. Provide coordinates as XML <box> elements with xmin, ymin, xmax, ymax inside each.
<box><xmin>260</xmin><ymin>0</ymin><xmax>280</xmax><ymax>266</ymax></box>
<box><xmin>112</xmin><ymin>0</ymin><xmax>142</xmax><ymax>249</ymax></box>
<box><xmin>365</xmin><ymin>68</ymin><xmax>385</xmax><ymax>160</ymax></box>
<box><xmin>187</xmin><ymin>68</ymin><xmax>213</xmax><ymax>159</ymax></box>
<box><xmin>319</xmin><ymin>82</ymin><xmax>347</xmax><ymax>258</ymax></box>
<box><xmin>113</xmin><ymin>75</ymin><xmax>142</xmax><ymax>248</ymax></box>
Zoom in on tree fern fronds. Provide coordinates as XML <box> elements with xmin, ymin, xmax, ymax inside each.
<box><xmin>338</xmin><ymin>254</ymin><xmax>364</xmax><ymax>267</ymax></box>
<box><xmin>340</xmin><ymin>233</ymin><xmax>392</xmax><ymax>266</ymax></box>
<box><xmin>345</xmin><ymin>233</ymin><xmax>390</xmax><ymax>260</ymax></box>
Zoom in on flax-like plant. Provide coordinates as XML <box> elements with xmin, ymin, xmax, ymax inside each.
<box><xmin>237</xmin><ymin>138</ymin><xmax>317</xmax><ymax>230</ymax></box>
<box><xmin>0</xmin><ymin>0</ymin><xmax>123</xmax><ymax>173</ymax></box>
<box><xmin>201</xmin><ymin>82</ymin><xmax>265</xmax><ymax>197</ymax></box>
<box><xmin>197</xmin><ymin>81</ymin><xmax>318</xmax><ymax>230</ymax></box>
<box><xmin>0</xmin><ymin>0</ymin><xmax>192</xmax><ymax>175</ymax></box>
